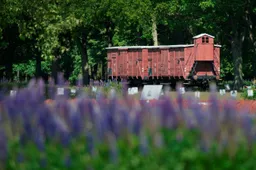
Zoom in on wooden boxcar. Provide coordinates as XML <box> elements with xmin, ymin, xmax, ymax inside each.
<box><xmin>106</xmin><ymin>33</ymin><xmax>221</xmax><ymax>87</ymax></box>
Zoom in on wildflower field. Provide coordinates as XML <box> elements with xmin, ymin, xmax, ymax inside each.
<box><xmin>1</xmin><ymin>78</ymin><xmax>256</xmax><ymax>170</ymax></box>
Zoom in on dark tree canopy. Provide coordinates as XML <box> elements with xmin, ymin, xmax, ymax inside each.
<box><xmin>0</xmin><ymin>0</ymin><xmax>256</xmax><ymax>89</ymax></box>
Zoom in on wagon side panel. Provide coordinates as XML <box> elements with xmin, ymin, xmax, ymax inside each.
<box><xmin>159</xmin><ymin>48</ymin><xmax>169</xmax><ymax>77</ymax></box>
<box><xmin>184</xmin><ymin>47</ymin><xmax>194</xmax><ymax>79</ymax></box>
<box><xmin>169</xmin><ymin>49</ymin><xmax>175</xmax><ymax>77</ymax></box>
<box><xmin>107</xmin><ymin>51</ymin><xmax>112</xmax><ymax>78</ymax></box>
<box><xmin>152</xmin><ymin>49</ymin><xmax>159</xmax><ymax>78</ymax></box>
<box><xmin>111</xmin><ymin>51</ymin><xmax>118</xmax><ymax>77</ymax></box>
<box><xmin>214</xmin><ymin>47</ymin><xmax>221</xmax><ymax>79</ymax></box>
<box><xmin>148</xmin><ymin>49</ymin><xmax>153</xmax><ymax>77</ymax></box>
<box><xmin>142</xmin><ymin>49</ymin><xmax>148</xmax><ymax>78</ymax></box>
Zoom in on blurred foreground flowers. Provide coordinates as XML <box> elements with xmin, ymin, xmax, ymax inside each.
<box><xmin>0</xmin><ymin>78</ymin><xmax>256</xmax><ymax>170</ymax></box>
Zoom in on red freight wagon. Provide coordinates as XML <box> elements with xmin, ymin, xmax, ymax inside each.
<box><xmin>106</xmin><ymin>33</ymin><xmax>221</xmax><ymax>87</ymax></box>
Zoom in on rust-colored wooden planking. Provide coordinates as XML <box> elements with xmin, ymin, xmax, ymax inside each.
<box><xmin>119</xmin><ymin>50</ymin><xmax>127</xmax><ymax>77</ymax></box>
<box><xmin>194</xmin><ymin>34</ymin><xmax>214</xmax><ymax>61</ymax></box>
<box><xmin>196</xmin><ymin>44</ymin><xmax>214</xmax><ymax>61</ymax></box>
<box><xmin>150</xmin><ymin>49</ymin><xmax>159</xmax><ymax>77</ymax></box>
<box><xmin>174</xmin><ymin>49</ymin><xmax>180</xmax><ymax>77</ymax></box>
<box><xmin>142</xmin><ymin>49</ymin><xmax>148</xmax><ymax>78</ymax></box>
<box><xmin>169</xmin><ymin>50</ymin><xmax>175</xmax><ymax>76</ymax></box>
<box><xmin>160</xmin><ymin>48</ymin><xmax>169</xmax><ymax>76</ymax></box>
<box><xmin>112</xmin><ymin>52</ymin><xmax>118</xmax><ymax>77</ymax></box>
<box><xmin>184</xmin><ymin>47</ymin><xmax>194</xmax><ymax>78</ymax></box>
<box><xmin>148</xmin><ymin>49</ymin><xmax>159</xmax><ymax>77</ymax></box>
<box><xmin>214</xmin><ymin>46</ymin><xmax>221</xmax><ymax>79</ymax></box>
<box><xmin>107</xmin><ymin>52</ymin><xmax>112</xmax><ymax>76</ymax></box>
<box><xmin>129</xmin><ymin>49</ymin><xmax>143</xmax><ymax>78</ymax></box>
<box><xmin>128</xmin><ymin>49</ymin><xmax>136</xmax><ymax>77</ymax></box>
<box><xmin>148</xmin><ymin>49</ymin><xmax>153</xmax><ymax>76</ymax></box>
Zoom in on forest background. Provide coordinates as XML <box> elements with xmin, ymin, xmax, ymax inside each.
<box><xmin>1</xmin><ymin>0</ymin><xmax>256</xmax><ymax>90</ymax></box>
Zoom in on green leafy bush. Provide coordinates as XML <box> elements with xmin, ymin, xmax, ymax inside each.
<box><xmin>5</xmin><ymin>128</ymin><xmax>256</xmax><ymax>170</ymax></box>
<box><xmin>241</xmin><ymin>86</ymin><xmax>256</xmax><ymax>100</ymax></box>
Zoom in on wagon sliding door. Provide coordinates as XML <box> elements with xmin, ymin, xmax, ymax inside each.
<box><xmin>111</xmin><ymin>53</ymin><xmax>118</xmax><ymax>77</ymax></box>
<box><xmin>128</xmin><ymin>49</ymin><xmax>142</xmax><ymax>78</ymax></box>
<box><xmin>150</xmin><ymin>49</ymin><xmax>159</xmax><ymax>78</ymax></box>
<box><xmin>159</xmin><ymin>48</ymin><xmax>169</xmax><ymax>77</ymax></box>
<box><xmin>119</xmin><ymin>49</ymin><xmax>128</xmax><ymax>78</ymax></box>
<box><xmin>175</xmin><ymin>48</ymin><xmax>185</xmax><ymax>78</ymax></box>
<box><xmin>148</xmin><ymin>49</ymin><xmax>156</xmax><ymax>77</ymax></box>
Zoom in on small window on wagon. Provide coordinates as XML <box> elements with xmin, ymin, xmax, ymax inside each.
<box><xmin>206</xmin><ymin>37</ymin><xmax>209</xmax><ymax>43</ymax></box>
<box><xmin>202</xmin><ymin>37</ymin><xmax>205</xmax><ymax>43</ymax></box>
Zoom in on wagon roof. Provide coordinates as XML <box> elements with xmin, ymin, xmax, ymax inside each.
<box><xmin>106</xmin><ymin>44</ymin><xmax>194</xmax><ymax>50</ymax></box>
<box><xmin>193</xmin><ymin>33</ymin><xmax>215</xmax><ymax>39</ymax></box>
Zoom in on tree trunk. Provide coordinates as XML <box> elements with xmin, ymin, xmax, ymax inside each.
<box><xmin>5</xmin><ymin>63</ymin><xmax>12</xmax><ymax>82</ymax></box>
<box><xmin>231</xmin><ymin>30</ymin><xmax>244</xmax><ymax>90</ymax></box>
<box><xmin>51</xmin><ymin>58</ymin><xmax>58</xmax><ymax>84</ymax></box>
<box><xmin>152</xmin><ymin>15</ymin><xmax>158</xmax><ymax>46</ymax></box>
<box><xmin>105</xmin><ymin>22</ymin><xmax>114</xmax><ymax>81</ymax></box>
<box><xmin>106</xmin><ymin>21</ymin><xmax>114</xmax><ymax>47</ymax></box>
<box><xmin>77</xmin><ymin>33</ymin><xmax>89</xmax><ymax>86</ymax></box>
<box><xmin>35</xmin><ymin>54</ymin><xmax>41</xmax><ymax>79</ymax></box>
<box><xmin>93</xmin><ymin>64</ymin><xmax>98</xmax><ymax>80</ymax></box>
<box><xmin>245</xmin><ymin>5</ymin><xmax>256</xmax><ymax>77</ymax></box>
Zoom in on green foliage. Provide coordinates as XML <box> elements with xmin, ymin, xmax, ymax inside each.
<box><xmin>220</xmin><ymin>57</ymin><xmax>234</xmax><ymax>79</ymax></box>
<box><xmin>1</xmin><ymin>0</ymin><xmax>256</xmax><ymax>85</ymax></box>
<box><xmin>241</xmin><ymin>80</ymin><xmax>256</xmax><ymax>100</ymax></box>
<box><xmin>5</xmin><ymin>128</ymin><xmax>256</xmax><ymax>169</ymax></box>
<box><xmin>65</xmin><ymin>45</ymin><xmax>82</xmax><ymax>84</ymax></box>
<box><xmin>12</xmin><ymin>60</ymin><xmax>51</xmax><ymax>81</ymax></box>
<box><xmin>241</xmin><ymin>88</ymin><xmax>256</xmax><ymax>100</ymax></box>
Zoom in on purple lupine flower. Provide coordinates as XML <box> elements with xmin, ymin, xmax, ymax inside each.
<box><xmin>90</xmin><ymin>79</ymin><xmax>94</xmax><ymax>86</ymax></box>
<box><xmin>28</xmin><ymin>78</ymin><xmax>37</xmax><ymax>89</ymax></box>
<box><xmin>160</xmin><ymin>96</ymin><xmax>178</xmax><ymax>129</ymax></box>
<box><xmin>0</xmin><ymin>90</ymin><xmax>5</xmax><ymax>101</ymax></box>
<box><xmin>91</xmin><ymin>103</ymin><xmax>105</xmax><ymax>141</ymax></box>
<box><xmin>0</xmin><ymin>130</ymin><xmax>7</xmax><ymax>162</ymax></box>
<box><xmin>139</xmin><ymin>131</ymin><xmax>149</xmax><ymax>155</ymax></box>
<box><xmin>23</xmin><ymin>121</ymin><xmax>33</xmax><ymax>137</ymax></box>
<box><xmin>119</xmin><ymin>108</ymin><xmax>130</xmax><ymax>134</ymax></box>
<box><xmin>222</xmin><ymin>100</ymin><xmax>237</xmax><ymax>129</ymax></box>
<box><xmin>37</xmin><ymin>78</ymin><xmax>45</xmax><ymax>96</ymax></box>
<box><xmin>132</xmin><ymin>110</ymin><xmax>142</xmax><ymax>136</ymax></box>
<box><xmin>34</xmin><ymin>129</ymin><xmax>45</xmax><ymax>152</ymax></box>
<box><xmin>57</xmin><ymin>72</ymin><xmax>65</xmax><ymax>86</ymax></box>
<box><xmin>241</xmin><ymin>114</ymin><xmax>254</xmax><ymax>146</ymax></box>
<box><xmin>60</xmin><ymin>131</ymin><xmax>71</xmax><ymax>148</ymax></box>
<box><xmin>77</xmin><ymin>74</ymin><xmax>83</xmax><ymax>87</ymax></box>
<box><xmin>121</xmin><ymin>79</ymin><xmax>128</xmax><ymax>98</ymax></box>
<box><xmin>109</xmin><ymin>134</ymin><xmax>118</xmax><ymax>163</ymax></box>
<box><xmin>95</xmin><ymin>89</ymin><xmax>103</xmax><ymax>101</ymax></box>
<box><xmin>86</xmin><ymin>131</ymin><xmax>94</xmax><ymax>156</ymax></box>
<box><xmin>70</xmin><ymin>111</ymin><xmax>82</xmax><ymax>137</ymax></box>
<box><xmin>104</xmin><ymin>110</ymin><xmax>115</xmax><ymax>135</ymax></box>
<box><xmin>37</xmin><ymin>105</ymin><xmax>57</xmax><ymax>138</ymax></box>
<box><xmin>4</xmin><ymin>98</ymin><xmax>18</xmax><ymax>121</ymax></box>
<box><xmin>77</xmin><ymin>98</ymin><xmax>91</xmax><ymax>117</ymax></box>
<box><xmin>55</xmin><ymin>100</ymin><xmax>71</xmax><ymax>125</ymax></box>
<box><xmin>48</xmin><ymin>77</ymin><xmax>56</xmax><ymax>99</ymax></box>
